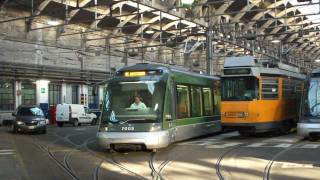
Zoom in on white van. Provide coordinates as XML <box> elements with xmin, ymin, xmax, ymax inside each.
<box><xmin>56</xmin><ymin>104</ymin><xmax>97</xmax><ymax>127</ymax></box>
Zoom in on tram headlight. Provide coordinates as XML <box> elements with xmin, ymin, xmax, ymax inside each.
<box><xmin>99</xmin><ymin>126</ymin><xmax>108</xmax><ymax>132</ymax></box>
<box><xmin>150</xmin><ymin>124</ymin><xmax>162</xmax><ymax>132</ymax></box>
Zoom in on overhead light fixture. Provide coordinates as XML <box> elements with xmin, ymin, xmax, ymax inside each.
<box><xmin>181</xmin><ymin>0</ymin><xmax>194</xmax><ymax>7</ymax></box>
<box><xmin>36</xmin><ymin>80</ymin><xmax>50</xmax><ymax>87</ymax></box>
<box><xmin>271</xmin><ymin>39</ymin><xmax>281</xmax><ymax>43</ymax></box>
<box><xmin>47</xmin><ymin>20</ymin><xmax>60</xmax><ymax>26</ymax></box>
<box><xmin>315</xmin><ymin>59</ymin><xmax>320</xmax><ymax>62</ymax></box>
<box><xmin>145</xmin><ymin>29</ymin><xmax>155</xmax><ymax>34</ymax></box>
<box><xmin>297</xmin><ymin>0</ymin><xmax>312</xmax><ymax>2</ymax></box>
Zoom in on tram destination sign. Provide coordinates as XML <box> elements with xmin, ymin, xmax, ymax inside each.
<box><xmin>224</xmin><ymin>68</ymin><xmax>251</xmax><ymax>75</ymax></box>
<box><xmin>117</xmin><ymin>70</ymin><xmax>163</xmax><ymax>77</ymax></box>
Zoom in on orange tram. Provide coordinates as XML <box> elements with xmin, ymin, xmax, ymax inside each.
<box><xmin>221</xmin><ymin>56</ymin><xmax>306</xmax><ymax>135</ymax></box>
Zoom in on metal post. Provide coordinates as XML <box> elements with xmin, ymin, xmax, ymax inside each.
<box><xmin>206</xmin><ymin>27</ymin><xmax>213</xmax><ymax>75</ymax></box>
<box><xmin>279</xmin><ymin>41</ymin><xmax>282</xmax><ymax>63</ymax></box>
<box><xmin>94</xmin><ymin>0</ymin><xmax>97</xmax><ymax>29</ymax></box>
<box><xmin>106</xmin><ymin>38</ymin><xmax>111</xmax><ymax>77</ymax></box>
<box><xmin>160</xmin><ymin>11</ymin><xmax>162</xmax><ymax>44</ymax></box>
<box><xmin>31</xmin><ymin>0</ymin><xmax>34</xmax><ymax>15</ymax></box>
<box><xmin>206</xmin><ymin>6</ymin><xmax>212</xmax><ymax>75</ymax></box>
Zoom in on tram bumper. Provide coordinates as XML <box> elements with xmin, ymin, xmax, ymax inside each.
<box><xmin>222</xmin><ymin>121</ymin><xmax>285</xmax><ymax>133</ymax></box>
<box><xmin>298</xmin><ymin>122</ymin><xmax>320</xmax><ymax>137</ymax></box>
<box><xmin>96</xmin><ymin>131</ymin><xmax>170</xmax><ymax>150</ymax></box>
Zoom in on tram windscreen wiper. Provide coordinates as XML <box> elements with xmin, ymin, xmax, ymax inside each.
<box><xmin>122</xmin><ymin>118</ymin><xmax>156</xmax><ymax>123</ymax></box>
<box><xmin>126</xmin><ymin>108</ymin><xmax>139</xmax><ymax>111</ymax></box>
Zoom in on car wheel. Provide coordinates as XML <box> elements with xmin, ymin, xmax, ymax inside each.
<box><xmin>57</xmin><ymin>122</ymin><xmax>63</xmax><ymax>127</ymax></box>
<box><xmin>91</xmin><ymin>118</ymin><xmax>97</xmax><ymax>125</ymax></box>
<box><xmin>40</xmin><ymin>127</ymin><xmax>47</xmax><ymax>134</ymax></box>
<box><xmin>12</xmin><ymin>125</ymin><xmax>18</xmax><ymax>134</ymax></box>
<box><xmin>309</xmin><ymin>135</ymin><xmax>318</xmax><ymax>141</ymax></box>
<box><xmin>73</xmin><ymin>119</ymin><xmax>79</xmax><ymax>127</ymax></box>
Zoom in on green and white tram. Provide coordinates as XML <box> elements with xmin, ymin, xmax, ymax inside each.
<box><xmin>97</xmin><ymin>63</ymin><xmax>221</xmax><ymax>150</ymax></box>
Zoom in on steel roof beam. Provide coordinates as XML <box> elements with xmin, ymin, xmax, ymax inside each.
<box><xmin>231</xmin><ymin>0</ymin><xmax>262</xmax><ymax>22</ymax></box>
<box><xmin>89</xmin><ymin>1</ymin><xmax>127</xmax><ymax>29</ymax></box>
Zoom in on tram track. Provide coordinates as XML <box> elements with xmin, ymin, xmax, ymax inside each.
<box><xmin>214</xmin><ymin>133</ymin><xmax>305</xmax><ymax>180</ymax></box>
<box><xmin>262</xmin><ymin>140</ymin><xmax>304</xmax><ymax>180</ymax></box>
<box><xmin>149</xmin><ymin>152</ymin><xmax>165</xmax><ymax>180</ymax></box>
<box><xmin>149</xmin><ymin>146</ymin><xmax>187</xmax><ymax>180</ymax></box>
<box><xmin>83</xmin><ymin>138</ymin><xmax>148</xmax><ymax>180</ymax></box>
<box><xmin>215</xmin><ymin>143</ymin><xmax>249</xmax><ymax>180</ymax></box>
<box><xmin>31</xmin><ymin>131</ymin><xmax>96</xmax><ymax>180</ymax></box>
<box><xmin>31</xmin><ymin>133</ymin><xmax>81</xmax><ymax>180</ymax></box>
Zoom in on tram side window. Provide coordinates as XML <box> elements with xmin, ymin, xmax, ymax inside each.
<box><xmin>202</xmin><ymin>87</ymin><xmax>213</xmax><ymax>116</ymax></box>
<box><xmin>21</xmin><ymin>81</ymin><xmax>36</xmax><ymax>105</ymax></box>
<box><xmin>283</xmin><ymin>79</ymin><xmax>301</xmax><ymax>99</ymax></box>
<box><xmin>191</xmin><ymin>86</ymin><xmax>202</xmax><ymax>117</ymax></box>
<box><xmin>177</xmin><ymin>85</ymin><xmax>190</xmax><ymax>118</ymax></box>
<box><xmin>213</xmin><ymin>81</ymin><xmax>221</xmax><ymax>115</ymax></box>
<box><xmin>0</xmin><ymin>81</ymin><xmax>14</xmax><ymax>111</ymax></box>
<box><xmin>262</xmin><ymin>78</ymin><xmax>278</xmax><ymax>99</ymax></box>
<box><xmin>295</xmin><ymin>81</ymin><xmax>303</xmax><ymax>97</ymax></box>
<box><xmin>282</xmin><ymin>78</ymin><xmax>291</xmax><ymax>99</ymax></box>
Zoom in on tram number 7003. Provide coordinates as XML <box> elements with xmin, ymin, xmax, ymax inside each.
<box><xmin>121</xmin><ymin>126</ymin><xmax>134</xmax><ymax>131</ymax></box>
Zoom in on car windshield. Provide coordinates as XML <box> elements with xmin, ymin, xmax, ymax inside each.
<box><xmin>17</xmin><ymin>107</ymin><xmax>44</xmax><ymax>116</ymax></box>
<box><xmin>305</xmin><ymin>79</ymin><xmax>320</xmax><ymax>117</ymax></box>
<box><xmin>102</xmin><ymin>80</ymin><xmax>166</xmax><ymax>124</ymax></box>
<box><xmin>222</xmin><ymin>76</ymin><xmax>259</xmax><ymax>101</ymax></box>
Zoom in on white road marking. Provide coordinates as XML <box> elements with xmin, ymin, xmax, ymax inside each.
<box><xmin>202</xmin><ymin>132</ymin><xmax>239</xmax><ymax>141</ymax></box>
<box><xmin>206</xmin><ymin>142</ymin><xmax>243</xmax><ymax>149</ymax></box>
<box><xmin>75</xmin><ymin>128</ymin><xmax>86</xmax><ymax>131</ymax></box>
<box><xmin>0</xmin><ymin>152</ymin><xmax>15</xmax><ymax>155</ymax></box>
<box><xmin>262</xmin><ymin>136</ymin><xmax>303</xmax><ymax>143</ymax></box>
<box><xmin>281</xmin><ymin>162</ymin><xmax>314</xmax><ymax>169</ymax></box>
<box><xmin>245</xmin><ymin>143</ymin><xmax>266</xmax><ymax>147</ymax></box>
<box><xmin>177</xmin><ymin>132</ymin><xmax>320</xmax><ymax>149</ymax></box>
<box><xmin>273</xmin><ymin>143</ymin><xmax>292</xmax><ymax>148</ymax></box>
<box><xmin>179</xmin><ymin>140</ymin><xmax>212</xmax><ymax>145</ymax></box>
<box><xmin>299</xmin><ymin>144</ymin><xmax>320</xmax><ymax>149</ymax></box>
<box><xmin>0</xmin><ymin>149</ymin><xmax>15</xmax><ymax>152</ymax></box>
<box><xmin>0</xmin><ymin>149</ymin><xmax>16</xmax><ymax>155</ymax></box>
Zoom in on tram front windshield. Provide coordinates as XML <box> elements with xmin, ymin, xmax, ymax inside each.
<box><xmin>305</xmin><ymin>79</ymin><xmax>320</xmax><ymax>118</ymax></box>
<box><xmin>102</xmin><ymin>80</ymin><xmax>165</xmax><ymax>124</ymax></box>
<box><xmin>222</xmin><ymin>76</ymin><xmax>259</xmax><ymax>101</ymax></box>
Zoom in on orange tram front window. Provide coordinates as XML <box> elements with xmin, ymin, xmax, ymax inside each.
<box><xmin>221</xmin><ymin>76</ymin><xmax>259</xmax><ymax>101</ymax></box>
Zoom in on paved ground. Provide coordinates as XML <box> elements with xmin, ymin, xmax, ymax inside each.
<box><xmin>0</xmin><ymin>125</ymin><xmax>320</xmax><ymax>180</ymax></box>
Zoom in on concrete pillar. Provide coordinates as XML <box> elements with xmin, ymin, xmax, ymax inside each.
<box><xmin>15</xmin><ymin>81</ymin><xmax>21</xmax><ymax>108</ymax></box>
<box><xmin>66</xmin><ymin>84</ymin><xmax>72</xmax><ymax>104</ymax></box>
<box><xmin>36</xmin><ymin>80</ymin><xmax>49</xmax><ymax>105</ymax></box>
<box><xmin>80</xmin><ymin>84</ymin><xmax>88</xmax><ymax>106</ymax></box>
<box><xmin>99</xmin><ymin>85</ymin><xmax>104</xmax><ymax>109</ymax></box>
<box><xmin>61</xmin><ymin>83</ymin><xmax>67</xmax><ymax>103</ymax></box>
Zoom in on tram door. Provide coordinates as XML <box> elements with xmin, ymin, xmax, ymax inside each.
<box><xmin>163</xmin><ymin>77</ymin><xmax>177</xmax><ymax>142</ymax></box>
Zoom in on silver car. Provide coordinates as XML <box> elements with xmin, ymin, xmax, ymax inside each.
<box><xmin>12</xmin><ymin>105</ymin><xmax>47</xmax><ymax>134</ymax></box>
<box><xmin>298</xmin><ymin>70</ymin><xmax>320</xmax><ymax>140</ymax></box>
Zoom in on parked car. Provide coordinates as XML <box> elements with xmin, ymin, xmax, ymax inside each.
<box><xmin>56</xmin><ymin>104</ymin><xmax>97</xmax><ymax>127</ymax></box>
<box><xmin>0</xmin><ymin>113</ymin><xmax>15</xmax><ymax>126</ymax></box>
<box><xmin>12</xmin><ymin>105</ymin><xmax>47</xmax><ymax>134</ymax></box>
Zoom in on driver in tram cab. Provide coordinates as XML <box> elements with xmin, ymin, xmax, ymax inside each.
<box><xmin>130</xmin><ymin>95</ymin><xmax>147</xmax><ymax>109</ymax></box>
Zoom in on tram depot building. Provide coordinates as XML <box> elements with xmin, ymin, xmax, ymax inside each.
<box><xmin>1</xmin><ymin>0</ymin><xmax>320</xmax><ymax>180</ymax></box>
